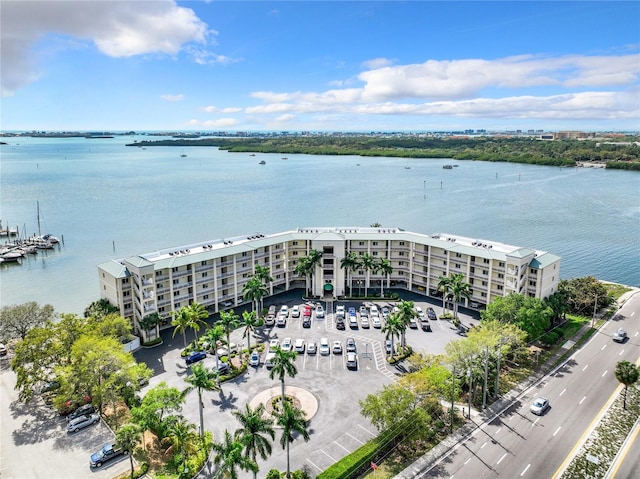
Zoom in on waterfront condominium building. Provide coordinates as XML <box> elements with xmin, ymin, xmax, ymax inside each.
<box><xmin>97</xmin><ymin>227</ymin><xmax>560</xmax><ymax>341</ymax></box>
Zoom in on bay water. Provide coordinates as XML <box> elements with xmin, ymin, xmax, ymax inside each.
<box><xmin>1</xmin><ymin>135</ymin><xmax>639</xmax><ymax>315</ymax></box>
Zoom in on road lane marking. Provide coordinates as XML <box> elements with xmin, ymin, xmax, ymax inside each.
<box><xmin>480</xmin><ymin>441</ymin><xmax>487</xmax><ymax>449</ymax></box>
<box><xmin>602</xmin><ymin>370</ymin><xmax>608</xmax><ymax>377</ymax></box>
<box><xmin>579</xmin><ymin>396</ymin><xmax>587</xmax><ymax>405</ymax></box>
<box><xmin>582</xmin><ymin>364</ymin><xmax>589</xmax><ymax>371</ymax></box>
<box><xmin>608</xmin><ymin>418</ymin><xmax>640</xmax><ymax>478</ymax></box>
<box><xmin>619</xmin><ymin>349</ymin><xmax>625</xmax><ymax>356</ymax></box>
<box><xmin>521</xmin><ymin>464</ymin><xmax>531</xmax><ymax>476</ymax></box>
<box><xmin>531</xmin><ymin>418</ymin><xmax>539</xmax><ymax>427</ymax></box>
<box><xmin>345</xmin><ymin>432</ymin><xmax>364</xmax><ymax>444</ymax></box>
<box><xmin>496</xmin><ymin>427</ymin><xmax>502</xmax><ymax>434</ymax></box>
<box><xmin>553</xmin><ymin>426</ymin><xmax>562</xmax><ymax>437</ymax></box>
<box><xmin>601</xmin><ymin>344</ymin><xmax>607</xmax><ymax>351</ymax></box>
<box><xmin>497</xmin><ymin>453</ymin><xmax>507</xmax><ymax>464</ymax></box>
<box><xmin>464</xmin><ymin>458</ymin><xmax>471</xmax><ymax>465</ymax></box>
<box><xmin>559</xmin><ymin>388</ymin><xmax>566</xmax><ymax>397</ymax></box>
<box><xmin>635</xmin><ymin>331</ymin><xmax>639</xmax><ymax>337</ymax></box>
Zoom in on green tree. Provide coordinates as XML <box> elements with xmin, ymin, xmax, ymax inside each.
<box><xmin>449</xmin><ymin>273</ymin><xmax>472</xmax><ymax>321</ymax></box>
<box><xmin>171</xmin><ymin>303</ymin><xmax>208</xmax><ymax>349</ymax></box>
<box><xmin>218</xmin><ymin>310</ymin><xmax>240</xmax><ymax>357</ymax></box>
<box><xmin>86</xmin><ymin>312</ymin><xmax>132</xmax><ymax>341</ymax></box>
<box><xmin>359</xmin><ymin>253</ymin><xmax>376</xmax><ymax>297</ymax></box>
<box><xmin>171</xmin><ymin>308</ymin><xmax>192</xmax><ymax>349</ymax></box>
<box><xmin>375</xmin><ymin>258</ymin><xmax>393</xmax><ymax>298</ymax></box>
<box><xmin>615</xmin><ymin>360</ymin><xmax>639</xmax><ymax>410</ymax></box>
<box><xmin>233</xmin><ymin>403</ymin><xmax>275</xmax><ymax>479</ymax></box>
<box><xmin>161</xmin><ymin>416</ymin><xmax>198</xmax><ymax>463</ymax></box>
<box><xmin>559</xmin><ymin>276</ymin><xmax>613</xmax><ymax>316</ymax></box>
<box><xmin>340</xmin><ymin>252</ymin><xmax>361</xmax><ymax>296</ymax></box>
<box><xmin>115</xmin><ymin>423</ymin><xmax>143</xmax><ymax>479</ymax></box>
<box><xmin>185</xmin><ymin>302</ymin><xmax>209</xmax><ymax>340</ymax></box>
<box><xmin>243</xmin><ymin>276</ymin><xmax>269</xmax><ymax>315</ymax></box>
<box><xmin>0</xmin><ymin>301</ymin><xmax>55</xmax><ymax>342</ymax></box>
<box><xmin>184</xmin><ymin>363</ymin><xmax>221</xmax><ymax>438</ymax></box>
<box><xmin>84</xmin><ymin>298</ymin><xmax>119</xmax><ymax>319</ymax></box>
<box><xmin>211</xmin><ymin>429</ymin><xmax>258</xmax><ymax>479</ymax></box>
<box><xmin>139</xmin><ymin>312</ymin><xmax>161</xmax><ymax>341</ymax></box>
<box><xmin>241</xmin><ymin>310</ymin><xmax>262</xmax><ymax>354</ymax></box>
<box><xmin>274</xmin><ymin>402</ymin><xmax>310</xmax><ymax>478</ymax></box>
<box><xmin>131</xmin><ymin>382</ymin><xmax>185</xmax><ymax>439</ymax></box>
<box><xmin>204</xmin><ymin>325</ymin><xmax>226</xmax><ymax>371</ymax></box>
<box><xmin>382</xmin><ymin>313</ymin><xmax>402</xmax><ymax>358</ymax></box>
<box><xmin>359</xmin><ymin>383</ymin><xmax>419</xmax><ymax>432</ymax></box>
<box><xmin>294</xmin><ymin>250</ymin><xmax>323</xmax><ymax>296</ymax></box>
<box><xmin>436</xmin><ymin>275</ymin><xmax>453</xmax><ymax>313</ymax></box>
<box><xmin>269</xmin><ymin>347</ymin><xmax>299</xmax><ymax>401</ymax></box>
<box><xmin>481</xmin><ymin>293</ymin><xmax>552</xmax><ymax>340</ymax></box>
<box><xmin>396</xmin><ymin>300</ymin><xmax>416</xmax><ymax>350</ymax></box>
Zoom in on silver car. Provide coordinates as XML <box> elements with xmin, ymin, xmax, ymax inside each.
<box><xmin>530</xmin><ymin>397</ymin><xmax>550</xmax><ymax>415</ymax></box>
<box><xmin>67</xmin><ymin>413</ymin><xmax>100</xmax><ymax>433</ymax></box>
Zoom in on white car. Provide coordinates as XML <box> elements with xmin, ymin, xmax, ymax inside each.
<box><xmin>276</xmin><ymin>314</ymin><xmax>287</xmax><ymax>327</ymax></box>
<box><xmin>336</xmin><ymin>305</ymin><xmax>345</xmax><ymax>318</ymax></box>
<box><xmin>307</xmin><ymin>341</ymin><xmax>317</xmax><ymax>355</ymax></box>
<box><xmin>280</xmin><ymin>305</ymin><xmax>289</xmax><ymax>316</ymax></box>
<box><xmin>265</xmin><ymin>352</ymin><xmax>276</xmax><ymax>368</ymax></box>
<box><xmin>268</xmin><ymin>339</ymin><xmax>280</xmax><ymax>352</ymax></box>
<box><xmin>249</xmin><ymin>351</ymin><xmax>260</xmax><ymax>366</ymax></box>
<box><xmin>370</xmin><ymin>305</ymin><xmax>379</xmax><ymax>315</ymax></box>
<box><xmin>346</xmin><ymin>352</ymin><xmax>358</xmax><ymax>370</ymax></box>
<box><xmin>332</xmin><ymin>340</ymin><xmax>343</xmax><ymax>355</ymax></box>
<box><xmin>316</xmin><ymin>305</ymin><xmax>325</xmax><ymax>318</ymax></box>
<box><xmin>360</xmin><ymin>316</ymin><xmax>370</xmax><ymax>328</ymax></box>
<box><xmin>216</xmin><ymin>342</ymin><xmax>238</xmax><ymax>356</ymax></box>
<box><xmin>409</xmin><ymin>317</ymin><xmax>418</xmax><ymax>329</ymax></box>
<box><xmin>291</xmin><ymin>305</ymin><xmax>300</xmax><ymax>318</ymax></box>
<box><xmin>371</xmin><ymin>316</ymin><xmax>382</xmax><ymax>328</ymax></box>
<box><xmin>294</xmin><ymin>338</ymin><xmax>305</xmax><ymax>353</ymax></box>
<box><xmin>281</xmin><ymin>337</ymin><xmax>293</xmax><ymax>352</ymax></box>
<box><xmin>319</xmin><ymin>338</ymin><xmax>330</xmax><ymax>355</ymax></box>
<box><xmin>416</xmin><ymin>306</ymin><xmax>425</xmax><ymax>318</ymax></box>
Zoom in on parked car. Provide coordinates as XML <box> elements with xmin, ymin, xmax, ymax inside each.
<box><xmin>276</xmin><ymin>314</ymin><xmax>287</xmax><ymax>327</ymax></box>
<box><xmin>58</xmin><ymin>395</ymin><xmax>92</xmax><ymax>416</ymax></box>
<box><xmin>185</xmin><ymin>351</ymin><xmax>207</xmax><ymax>365</ymax></box>
<box><xmin>385</xmin><ymin>340</ymin><xmax>394</xmax><ymax>355</ymax></box>
<box><xmin>422</xmin><ymin>321</ymin><xmax>432</xmax><ymax>332</ymax></box>
<box><xmin>67</xmin><ymin>403</ymin><xmax>96</xmax><ymax>422</ymax></box>
<box><xmin>281</xmin><ymin>337</ymin><xmax>293</xmax><ymax>352</ymax></box>
<box><xmin>279</xmin><ymin>305</ymin><xmax>289</xmax><ymax>316</ymax></box>
<box><xmin>530</xmin><ymin>397</ymin><xmax>550</xmax><ymax>415</ymax></box>
<box><xmin>294</xmin><ymin>338</ymin><xmax>306</xmax><ymax>353</ymax></box>
<box><xmin>382</xmin><ymin>306</ymin><xmax>390</xmax><ymax>318</ymax></box>
<box><xmin>215</xmin><ymin>361</ymin><xmax>230</xmax><ymax>375</ymax></box>
<box><xmin>360</xmin><ymin>316</ymin><xmax>370</xmax><ymax>328</ymax></box>
<box><xmin>307</xmin><ymin>341</ymin><xmax>317</xmax><ymax>355</ymax></box>
<box><xmin>316</xmin><ymin>305</ymin><xmax>325</xmax><ymax>318</ymax></box>
<box><xmin>370</xmin><ymin>305</ymin><xmax>379</xmax><ymax>316</ymax></box>
<box><xmin>302</xmin><ymin>316</ymin><xmax>312</xmax><ymax>328</ymax></box>
<box><xmin>319</xmin><ymin>338</ymin><xmax>330</xmax><ymax>355</ymax></box>
<box><xmin>291</xmin><ymin>305</ymin><xmax>300</xmax><ymax>318</ymax></box>
<box><xmin>249</xmin><ymin>351</ymin><xmax>260</xmax><ymax>367</ymax></box>
<box><xmin>409</xmin><ymin>317</ymin><xmax>418</xmax><ymax>329</ymax></box>
<box><xmin>265</xmin><ymin>352</ymin><xmax>277</xmax><ymax>368</ymax></box>
<box><xmin>332</xmin><ymin>340</ymin><xmax>343</xmax><ymax>355</ymax></box>
<box><xmin>359</xmin><ymin>306</ymin><xmax>368</xmax><ymax>318</ymax></box>
<box><xmin>346</xmin><ymin>338</ymin><xmax>357</xmax><ymax>353</ymax></box>
<box><xmin>336</xmin><ymin>317</ymin><xmax>346</xmax><ymax>330</ymax></box>
<box><xmin>336</xmin><ymin>305</ymin><xmax>345</xmax><ymax>318</ymax></box>
<box><xmin>268</xmin><ymin>338</ymin><xmax>280</xmax><ymax>352</ymax></box>
<box><xmin>371</xmin><ymin>316</ymin><xmax>382</xmax><ymax>328</ymax></box>
<box><xmin>348</xmin><ymin>307</ymin><xmax>357</xmax><ymax>317</ymax></box>
<box><xmin>613</xmin><ymin>329</ymin><xmax>628</xmax><ymax>343</ymax></box>
<box><xmin>415</xmin><ymin>306</ymin><xmax>425</xmax><ymax>318</ymax></box>
<box><xmin>426</xmin><ymin>307</ymin><xmax>438</xmax><ymax>320</ymax></box>
<box><xmin>264</xmin><ymin>313</ymin><xmax>275</xmax><ymax>326</ymax></box>
<box><xmin>216</xmin><ymin>343</ymin><xmax>238</xmax><ymax>356</ymax></box>
<box><xmin>0</xmin><ymin>343</ymin><xmax>7</xmax><ymax>356</ymax></box>
<box><xmin>349</xmin><ymin>316</ymin><xmax>358</xmax><ymax>329</ymax></box>
<box><xmin>346</xmin><ymin>352</ymin><xmax>358</xmax><ymax>370</ymax></box>
<box><xmin>67</xmin><ymin>413</ymin><xmax>100</xmax><ymax>433</ymax></box>
<box><xmin>90</xmin><ymin>442</ymin><xmax>128</xmax><ymax>468</ymax></box>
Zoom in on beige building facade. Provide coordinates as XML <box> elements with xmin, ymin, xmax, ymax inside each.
<box><xmin>97</xmin><ymin>227</ymin><xmax>561</xmax><ymax>340</ymax></box>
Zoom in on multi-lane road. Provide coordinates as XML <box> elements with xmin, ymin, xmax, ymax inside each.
<box><xmin>413</xmin><ymin>291</ymin><xmax>640</xmax><ymax>479</ymax></box>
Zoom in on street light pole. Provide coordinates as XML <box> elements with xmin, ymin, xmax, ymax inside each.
<box><xmin>495</xmin><ymin>338</ymin><xmax>503</xmax><ymax>399</ymax></box>
<box><xmin>451</xmin><ymin>366</ymin><xmax>456</xmax><ymax>434</ymax></box>
<box><xmin>482</xmin><ymin>346</ymin><xmax>489</xmax><ymax>410</ymax></box>
<box><xmin>467</xmin><ymin>368</ymin><xmax>472</xmax><ymax>419</ymax></box>
<box><xmin>592</xmin><ymin>294</ymin><xmax>598</xmax><ymax>328</ymax></box>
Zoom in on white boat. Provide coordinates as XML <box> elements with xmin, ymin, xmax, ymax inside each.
<box><xmin>0</xmin><ymin>220</ymin><xmax>18</xmax><ymax>237</ymax></box>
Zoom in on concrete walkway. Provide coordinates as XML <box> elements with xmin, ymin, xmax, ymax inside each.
<box><xmin>249</xmin><ymin>385</ymin><xmax>319</xmax><ymax>422</ymax></box>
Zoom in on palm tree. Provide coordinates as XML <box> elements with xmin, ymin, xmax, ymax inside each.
<box><xmin>295</xmin><ymin>249</ymin><xmax>323</xmax><ymax>297</ymax></box>
<box><xmin>449</xmin><ymin>273</ymin><xmax>472</xmax><ymax>321</ymax></box>
<box><xmin>184</xmin><ymin>362</ymin><xmax>221</xmax><ymax>438</ymax></box>
<box><xmin>382</xmin><ymin>313</ymin><xmax>402</xmax><ymax>358</ymax></box>
<box><xmin>269</xmin><ymin>347</ymin><xmax>298</xmax><ymax>401</ymax></box>
<box><xmin>340</xmin><ymin>252</ymin><xmax>361</xmax><ymax>297</ymax></box>
<box><xmin>212</xmin><ymin>429</ymin><xmax>258</xmax><ymax>479</ymax></box>
<box><xmin>241</xmin><ymin>310</ymin><xmax>262</xmax><ymax>354</ymax></box>
<box><xmin>615</xmin><ymin>360</ymin><xmax>639</xmax><ymax>409</ymax></box>
<box><xmin>254</xmin><ymin>265</ymin><xmax>273</xmax><ymax>311</ymax></box>
<box><xmin>170</xmin><ymin>308</ymin><xmax>191</xmax><ymax>349</ymax></box>
<box><xmin>184</xmin><ymin>302</ymin><xmax>209</xmax><ymax>341</ymax></box>
<box><xmin>139</xmin><ymin>312</ymin><xmax>161</xmax><ymax>342</ymax></box>
<box><xmin>205</xmin><ymin>324</ymin><xmax>226</xmax><ymax>371</ymax></box>
<box><xmin>359</xmin><ymin>253</ymin><xmax>376</xmax><ymax>297</ymax></box>
<box><xmin>293</xmin><ymin>257</ymin><xmax>311</xmax><ymax>295</ymax></box>
<box><xmin>115</xmin><ymin>423</ymin><xmax>142</xmax><ymax>479</ymax></box>
<box><xmin>243</xmin><ymin>276</ymin><xmax>268</xmax><ymax>315</ymax></box>
<box><xmin>218</xmin><ymin>310</ymin><xmax>240</xmax><ymax>357</ymax></box>
<box><xmin>437</xmin><ymin>275</ymin><xmax>453</xmax><ymax>313</ymax></box>
<box><xmin>161</xmin><ymin>416</ymin><xmax>198</xmax><ymax>463</ymax></box>
<box><xmin>375</xmin><ymin>258</ymin><xmax>393</xmax><ymax>298</ymax></box>
<box><xmin>274</xmin><ymin>401</ymin><xmax>310</xmax><ymax>478</ymax></box>
<box><xmin>232</xmin><ymin>403</ymin><xmax>275</xmax><ymax>479</ymax></box>
<box><xmin>396</xmin><ymin>300</ymin><xmax>416</xmax><ymax>350</ymax></box>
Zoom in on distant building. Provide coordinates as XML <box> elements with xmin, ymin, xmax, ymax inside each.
<box><xmin>97</xmin><ymin>227</ymin><xmax>561</xmax><ymax>341</ymax></box>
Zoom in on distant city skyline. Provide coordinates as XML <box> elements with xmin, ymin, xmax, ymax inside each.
<box><xmin>1</xmin><ymin>1</ymin><xmax>639</xmax><ymax>132</ymax></box>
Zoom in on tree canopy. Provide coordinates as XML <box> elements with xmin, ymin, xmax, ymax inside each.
<box><xmin>481</xmin><ymin>293</ymin><xmax>553</xmax><ymax>340</ymax></box>
<box><xmin>0</xmin><ymin>302</ymin><xmax>55</xmax><ymax>342</ymax></box>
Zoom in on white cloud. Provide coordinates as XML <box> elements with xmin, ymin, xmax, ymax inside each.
<box><xmin>362</xmin><ymin>57</ymin><xmax>394</xmax><ymax>70</ymax></box>
<box><xmin>198</xmin><ymin>106</ymin><xmax>243</xmax><ymax>113</ymax></box>
<box><xmin>1</xmin><ymin>0</ymin><xmax>210</xmax><ymax>96</ymax></box>
<box><xmin>161</xmin><ymin>94</ymin><xmax>184</xmax><ymax>102</ymax></box>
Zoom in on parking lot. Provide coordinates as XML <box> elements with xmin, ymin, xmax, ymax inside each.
<box><xmin>137</xmin><ymin>293</ymin><xmax>479</xmax><ymax>477</ymax></box>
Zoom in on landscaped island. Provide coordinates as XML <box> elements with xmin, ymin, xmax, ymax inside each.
<box><xmin>126</xmin><ymin>135</ymin><xmax>640</xmax><ymax>169</ymax></box>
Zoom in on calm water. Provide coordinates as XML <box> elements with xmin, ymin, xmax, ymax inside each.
<box><xmin>1</xmin><ymin>135</ymin><xmax>639</xmax><ymax>315</ymax></box>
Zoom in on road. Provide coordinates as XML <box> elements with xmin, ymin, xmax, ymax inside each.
<box><xmin>416</xmin><ymin>292</ymin><xmax>640</xmax><ymax>479</ymax></box>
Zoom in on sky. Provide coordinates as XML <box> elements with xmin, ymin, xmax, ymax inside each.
<box><xmin>1</xmin><ymin>1</ymin><xmax>639</xmax><ymax>132</ymax></box>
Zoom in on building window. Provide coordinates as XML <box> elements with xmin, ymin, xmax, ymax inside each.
<box><xmin>372</xmin><ymin>241</ymin><xmax>378</xmax><ymax>246</ymax></box>
<box><xmin>498</xmin><ymin>273</ymin><xmax>504</xmax><ymax>279</ymax></box>
<box><xmin>276</xmin><ymin>274</ymin><xmax>281</xmax><ymax>279</ymax></box>
<box><xmin>481</xmin><ymin>292</ymin><xmax>487</xmax><ymax>298</ymax></box>
<box><xmin>292</xmin><ymin>241</ymin><xmax>298</xmax><ymax>245</ymax></box>
<box><xmin>275</xmin><ymin>244</ymin><xmax>281</xmax><ymax>249</ymax></box>
<box><xmin>203</xmin><ymin>294</ymin><xmax>209</xmax><ymax>300</ymax></box>
<box><xmin>529</xmin><ymin>280</ymin><xmax>537</xmax><ymax>287</ymax></box>
<box><xmin>293</xmin><ymin>251</ymin><xmax>298</xmax><ymax>256</ymax></box>
<box><xmin>175</xmin><ymin>302</ymin><xmax>181</xmax><ymax>308</ymax></box>
<box><xmin>499</xmin><ymin>261</ymin><xmax>505</xmax><ymax>267</ymax></box>
<box><xmin>242</xmin><ymin>273</ymin><xmax>249</xmax><ymax>278</ymax></box>
<box><xmin>203</xmin><ymin>284</ymin><xmax>208</xmax><ymax>289</ymax></box>
<box><xmin>398</xmin><ymin>261</ymin><xmax>405</xmax><ymax>266</ymax></box>
<box><xmin>471</xmin><ymin>256</ymin><xmax>476</xmax><ymax>262</ymax></box>
<box><xmin>359</xmin><ymin>241</ymin><xmax>364</xmax><ymax>246</ymax></box>
<box><xmin>158</xmin><ymin>294</ymin><xmax>164</xmax><ymax>300</ymax></box>
<box><xmin>172</xmin><ymin>279</ymin><xmax>179</xmax><ymax>285</ymax></box>
<box><xmin>122</xmin><ymin>278</ymin><xmax>129</xmax><ymax>284</ymax></box>
<box><xmin>497</xmin><ymin>285</ymin><xmax>503</xmax><ymax>290</ymax></box>
<box><xmin>242</xmin><ymin>262</ymin><xmax>248</xmax><ymax>268</ymax></box>
<box><xmin>483</xmin><ymin>270</ymin><xmax>488</xmax><ymax>275</ymax></box>
<box><xmin>470</xmin><ymin>267</ymin><xmax>475</xmax><ymax>273</ymax></box>
<box><xmin>399</xmin><ymin>241</ymin><xmax>405</xmax><ymax>246</ymax></box>
<box><xmin>373</xmin><ymin>251</ymin><xmax>378</xmax><ymax>256</ymax></box>
<box><xmin>398</xmin><ymin>251</ymin><xmax>405</xmax><ymax>256</ymax></box>
<box><xmin>482</xmin><ymin>281</ymin><xmax>488</xmax><ymax>286</ymax></box>
<box><xmin>455</xmin><ymin>253</ymin><xmax>462</xmax><ymax>258</ymax></box>
<box><xmin>172</xmin><ymin>267</ymin><xmax>178</xmax><ymax>273</ymax></box>
<box><xmin>276</xmin><ymin>264</ymin><xmax>281</xmax><ymax>270</ymax></box>
<box><xmin>202</xmin><ymin>272</ymin><xmax>208</xmax><ymax>277</ymax></box>
<box><xmin>242</xmin><ymin>251</ymin><xmax>248</xmax><ymax>257</ymax></box>
<box><xmin>455</xmin><ymin>263</ymin><xmax>461</xmax><ymax>269</ymax></box>
<box><xmin>483</xmin><ymin>258</ymin><xmax>490</xmax><ymax>264</ymax></box>
<box><xmin>221</xmin><ymin>256</ymin><xmax>227</xmax><ymax>262</ymax></box>
<box><xmin>173</xmin><ymin>290</ymin><xmax>179</xmax><ymax>296</ymax></box>
<box><xmin>201</xmin><ymin>261</ymin><xmax>207</xmax><ymax>266</ymax></box>
<box><xmin>443</xmin><ymin>260</ymin><xmax>447</xmax><ymax>265</ymax></box>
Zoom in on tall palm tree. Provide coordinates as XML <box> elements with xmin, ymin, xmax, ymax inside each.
<box><xmin>359</xmin><ymin>253</ymin><xmax>376</xmax><ymax>297</ymax></box>
<box><xmin>184</xmin><ymin>302</ymin><xmax>209</xmax><ymax>342</ymax></box>
<box><xmin>269</xmin><ymin>347</ymin><xmax>298</xmax><ymax>401</ymax></box>
<box><xmin>254</xmin><ymin>265</ymin><xmax>273</xmax><ymax>312</ymax></box>
<box><xmin>115</xmin><ymin>423</ymin><xmax>142</xmax><ymax>479</ymax></box>
<box><xmin>205</xmin><ymin>324</ymin><xmax>226</xmax><ymax>371</ymax></box>
<box><xmin>449</xmin><ymin>273</ymin><xmax>472</xmax><ymax>321</ymax></box>
<box><xmin>382</xmin><ymin>313</ymin><xmax>402</xmax><ymax>358</ymax></box>
<box><xmin>170</xmin><ymin>308</ymin><xmax>191</xmax><ymax>349</ymax></box>
<box><xmin>243</xmin><ymin>276</ymin><xmax>268</xmax><ymax>315</ymax></box>
<box><xmin>396</xmin><ymin>300</ymin><xmax>416</xmax><ymax>350</ymax></box>
<box><xmin>161</xmin><ymin>416</ymin><xmax>198</xmax><ymax>462</ymax></box>
<box><xmin>295</xmin><ymin>249</ymin><xmax>322</xmax><ymax>296</ymax></box>
<box><xmin>375</xmin><ymin>257</ymin><xmax>393</xmax><ymax>298</ymax></box>
<box><xmin>437</xmin><ymin>275</ymin><xmax>453</xmax><ymax>313</ymax></box>
<box><xmin>340</xmin><ymin>252</ymin><xmax>361</xmax><ymax>297</ymax></box>
<box><xmin>241</xmin><ymin>310</ymin><xmax>262</xmax><ymax>354</ymax></box>
<box><xmin>232</xmin><ymin>403</ymin><xmax>275</xmax><ymax>479</ymax></box>
<box><xmin>139</xmin><ymin>312</ymin><xmax>161</xmax><ymax>342</ymax></box>
<box><xmin>212</xmin><ymin>429</ymin><xmax>258</xmax><ymax>479</ymax></box>
<box><xmin>184</xmin><ymin>362</ymin><xmax>221</xmax><ymax>438</ymax></box>
<box><xmin>218</xmin><ymin>310</ymin><xmax>240</xmax><ymax>357</ymax></box>
<box><xmin>615</xmin><ymin>360</ymin><xmax>639</xmax><ymax>409</ymax></box>
<box><xmin>274</xmin><ymin>401</ymin><xmax>310</xmax><ymax>478</ymax></box>
<box><xmin>293</xmin><ymin>257</ymin><xmax>311</xmax><ymax>295</ymax></box>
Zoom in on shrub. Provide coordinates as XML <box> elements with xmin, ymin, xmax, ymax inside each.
<box><xmin>540</xmin><ymin>331</ymin><xmax>560</xmax><ymax>345</ymax></box>
<box><xmin>266</xmin><ymin>469</ymin><xmax>281</xmax><ymax>479</ymax></box>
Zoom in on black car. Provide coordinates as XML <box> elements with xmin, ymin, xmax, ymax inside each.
<box><xmin>421</xmin><ymin>321</ymin><xmax>432</xmax><ymax>332</ymax></box>
<box><xmin>66</xmin><ymin>403</ymin><xmax>96</xmax><ymax>422</ymax></box>
<box><xmin>90</xmin><ymin>442</ymin><xmax>128</xmax><ymax>468</ymax></box>
<box><xmin>426</xmin><ymin>307</ymin><xmax>437</xmax><ymax>320</ymax></box>
<box><xmin>215</xmin><ymin>362</ymin><xmax>230</xmax><ymax>375</ymax></box>
<box><xmin>302</xmin><ymin>316</ymin><xmax>311</xmax><ymax>328</ymax></box>
<box><xmin>185</xmin><ymin>351</ymin><xmax>207</xmax><ymax>365</ymax></box>
<box><xmin>336</xmin><ymin>317</ymin><xmax>345</xmax><ymax>330</ymax></box>
<box><xmin>346</xmin><ymin>338</ymin><xmax>357</xmax><ymax>353</ymax></box>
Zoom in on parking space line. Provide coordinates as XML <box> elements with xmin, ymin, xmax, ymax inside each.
<box><xmin>333</xmin><ymin>440</ymin><xmax>351</xmax><ymax>453</ymax></box>
<box><xmin>321</xmin><ymin>449</ymin><xmax>337</xmax><ymax>462</ymax></box>
<box><xmin>346</xmin><ymin>432</ymin><xmax>365</xmax><ymax>445</ymax></box>
<box><xmin>358</xmin><ymin>424</ymin><xmax>376</xmax><ymax>436</ymax></box>
<box><xmin>306</xmin><ymin>458</ymin><xmax>323</xmax><ymax>472</ymax></box>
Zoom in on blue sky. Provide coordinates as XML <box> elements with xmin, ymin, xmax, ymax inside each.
<box><xmin>1</xmin><ymin>1</ymin><xmax>639</xmax><ymax>132</ymax></box>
